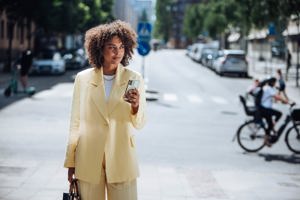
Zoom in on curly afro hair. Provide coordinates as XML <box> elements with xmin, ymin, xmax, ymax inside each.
<box><xmin>84</xmin><ymin>20</ymin><xmax>137</xmax><ymax>68</ymax></box>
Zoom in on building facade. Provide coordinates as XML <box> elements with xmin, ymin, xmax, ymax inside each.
<box><xmin>246</xmin><ymin>19</ymin><xmax>300</xmax><ymax>68</ymax></box>
<box><xmin>169</xmin><ymin>0</ymin><xmax>202</xmax><ymax>48</ymax></box>
<box><xmin>0</xmin><ymin>10</ymin><xmax>35</xmax><ymax>70</ymax></box>
<box><xmin>113</xmin><ymin>0</ymin><xmax>153</xmax><ymax>31</ymax></box>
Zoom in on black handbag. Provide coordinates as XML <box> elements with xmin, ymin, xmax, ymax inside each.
<box><xmin>63</xmin><ymin>179</ymin><xmax>81</xmax><ymax>200</ymax></box>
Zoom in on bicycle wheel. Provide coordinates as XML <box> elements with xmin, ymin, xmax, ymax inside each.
<box><xmin>237</xmin><ymin>120</ymin><xmax>266</xmax><ymax>152</ymax></box>
<box><xmin>285</xmin><ymin>124</ymin><xmax>300</xmax><ymax>154</ymax></box>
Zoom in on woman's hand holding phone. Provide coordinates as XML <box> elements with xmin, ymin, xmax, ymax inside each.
<box><xmin>124</xmin><ymin>80</ymin><xmax>140</xmax><ymax>114</ymax></box>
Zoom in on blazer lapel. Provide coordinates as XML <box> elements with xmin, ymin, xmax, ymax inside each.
<box><xmin>108</xmin><ymin>65</ymin><xmax>127</xmax><ymax>114</ymax></box>
<box><xmin>90</xmin><ymin>68</ymin><xmax>109</xmax><ymax>121</ymax></box>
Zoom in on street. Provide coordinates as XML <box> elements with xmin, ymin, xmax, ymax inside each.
<box><xmin>0</xmin><ymin>49</ymin><xmax>300</xmax><ymax>200</ymax></box>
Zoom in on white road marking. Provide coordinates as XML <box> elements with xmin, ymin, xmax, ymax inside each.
<box><xmin>187</xmin><ymin>95</ymin><xmax>203</xmax><ymax>103</ymax></box>
<box><xmin>162</xmin><ymin>93</ymin><xmax>231</xmax><ymax>106</ymax></box>
<box><xmin>211</xmin><ymin>96</ymin><xmax>229</xmax><ymax>104</ymax></box>
<box><xmin>163</xmin><ymin>93</ymin><xmax>178</xmax><ymax>102</ymax></box>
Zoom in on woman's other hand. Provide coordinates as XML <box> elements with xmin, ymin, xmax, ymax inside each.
<box><xmin>68</xmin><ymin>167</ymin><xmax>75</xmax><ymax>183</ymax></box>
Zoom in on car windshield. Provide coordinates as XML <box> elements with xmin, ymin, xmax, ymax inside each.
<box><xmin>227</xmin><ymin>54</ymin><xmax>245</xmax><ymax>60</ymax></box>
<box><xmin>37</xmin><ymin>50</ymin><xmax>55</xmax><ymax>59</ymax></box>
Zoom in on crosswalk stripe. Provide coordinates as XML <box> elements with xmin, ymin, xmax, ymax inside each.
<box><xmin>163</xmin><ymin>93</ymin><xmax>178</xmax><ymax>102</ymax></box>
<box><xmin>161</xmin><ymin>93</ymin><xmax>232</xmax><ymax>105</ymax></box>
<box><xmin>211</xmin><ymin>96</ymin><xmax>229</xmax><ymax>104</ymax></box>
<box><xmin>187</xmin><ymin>95</ymin><xmax>203</xmax><ymax>103</ymax></box>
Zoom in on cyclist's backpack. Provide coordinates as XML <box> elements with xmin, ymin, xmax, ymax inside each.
<box><xmin>253</xmin><ymin>79</ymin><xmax>268</xmax><ymax>107</ymax></box>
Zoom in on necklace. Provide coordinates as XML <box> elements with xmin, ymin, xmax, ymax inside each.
<box><xmin>103</xmin><ymin>74</ymin><xmax>115</xmax><ymax>81</ymax></box>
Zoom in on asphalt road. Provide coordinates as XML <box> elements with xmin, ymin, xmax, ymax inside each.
<box><xmin>0</xmin><ymin>49</ymin><xmax>299</xmax><ymax>200</ymax></box>
<box><xmin>0</xmin><ymin>68</ymin><xmax>84</xmax><ymax>109</ymax></box>
<box><xmin>132</xmin><ymin>50</ymin><xmax>300</xmax><ymax>199</ymax></box>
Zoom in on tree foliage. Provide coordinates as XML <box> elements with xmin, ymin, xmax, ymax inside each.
<box><xmin>183</xmin><ymin>4</ymin><xmax>204</xmax><ymax>40</ymax></box>
<box><xmin>153</xmin><ymin>0</ymin><xmax>173</xmax><ymax>42</ymax></box>
<box><xmin>0</xmin><ymin>0</ymin><xmax>114</xmax><ymax>34</ymax></box>
<box><xmin>182</xmin><ymin>0</ymin><xmax>300</xmax><ymax>41</ymax></box>
<box><xmin>0</xmin><ymin>0</ymin><xmax>114</xmax><ymax>71</ymax></box>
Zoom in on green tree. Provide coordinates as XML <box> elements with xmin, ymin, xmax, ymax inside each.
<box><xmin>0</xmin><ymin>0</ymin><xmax>115</xmax><ymax>71</ymax></box>
<box><xmin>82</xmin><ymin>0</ymin><xmax>114</xmax><ymax>31</ymax></box>
<box><xmin>183</xmin><ymin>0</ymin><xmax>241</xmax><ymax>42</ymax></box>
<box><xmin>139</xmin><ymin>9</ymin><xmax>149</xmax><ymax>22</ymax></box>
<box><xmin>183</xmin><ymin>4</ymin><xmax>204</xmax><ymax>40</ymax></box>
<box><xmin>154</xmin><ymin>0</ymin><xmax>173</xmax><ymax>42</ymax></box>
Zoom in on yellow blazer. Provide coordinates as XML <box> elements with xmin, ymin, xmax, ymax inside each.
<box><xmin>64</xmin><ymin>65</ymin><xmax>146</xmax><ymax>184</ymax></box>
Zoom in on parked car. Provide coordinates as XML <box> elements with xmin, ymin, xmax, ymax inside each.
<box><xmin>186</xmin><ymin>45</ymin><xmax>192</xmax><ymax>56</ymax></box>
<box><xmin>62</xmin><ymin>48</ymin><xmax>87</xmax><ymax>69</ymax></box>
<box><xmin>213</xmin><ymin>49</ymin><xmax>248</xmax><ymax>77</ymax></box>
<box><xmin>187</xmin><ymin>43</ymin><xmax>198</xmax><ymax>58</ymax></box>
<box><xmin>189</xmin><ymin>41</ymin><xmax>219</xmax><ymax>64</ymax></box>
<box><xmin>31</xmin><ymin>49</ymin><xmax>66</xmax><ymax>75</ymax></box>
<box><xmin>200</xmin><ymin>48</ymin><xmax>218</xmax><ymax>67</ymax></box>
<box><xmin>191</xmin><ymin>43</ymin><xmax>206</xmax><ymax>62</ymax></box>
<box><xmin>206</xmin><ymin>50</ymin><xmax>219</xmax><ymax>70</ymax></box>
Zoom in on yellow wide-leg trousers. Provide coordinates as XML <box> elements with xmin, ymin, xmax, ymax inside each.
<box><xmin>78</xmin><ymin>157</ymin><xmax>137</xmax><ymax>200</ymax></box>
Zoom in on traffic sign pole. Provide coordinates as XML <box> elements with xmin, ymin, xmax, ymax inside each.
<box><xmin>137</xmin><ymin>22</ymin><xmax>155</xmax><ymax>97</ymax></box>
<box><xmin>142</xmin><ymin>56</ymin><xmax>145</xmax><ymax>79</ymax></box>
<box><xmin>137</xmin><ymin>22</ymin><xmax>152</xmax><ymax>86</ymax></box>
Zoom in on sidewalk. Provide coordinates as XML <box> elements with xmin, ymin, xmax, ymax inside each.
<box><xmin>0</xmin><ymin>55</ymin><xmax>299</xmax><ymax>200</ymax></box>
<box><xmin>0</xmin><ymin>80</ymin><xmax>299</xmax><ymax>200</ymax></box>
<box><xmin>248</xmin><ymin>57</ymin><xmax>300</xmax><ymax>104</ymax></box>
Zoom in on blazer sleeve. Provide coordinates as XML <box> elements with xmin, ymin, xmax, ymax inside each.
<box><xmin>130</xmin><ymin>75</ymin><xmax>146</xmax><ymax>129</ymax></box>
<box><xmin>64</xmin><ymin>74</ymin><xmax>81</xmax><ymax>168</ymax></box>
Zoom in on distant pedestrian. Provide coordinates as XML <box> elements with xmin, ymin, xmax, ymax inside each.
<box><xmin>64</xmin><ymin>20</ymin><xmax>146</xmax><ymax>200</ymax></box>
<box><xmin>19</xmin><ymin>48</ymin><xmax>33</xmax><ymax>91</ymax></box>
<box><xmin>276</xmin><ymin>69</ymin><xmax>289</xmax><ymax>100</ymax></box>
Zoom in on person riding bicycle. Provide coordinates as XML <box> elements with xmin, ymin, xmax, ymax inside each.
<box><xmin>258</xmin><ymin>77</ymin><xmax>288</xmax><ymax>146</ymax></box>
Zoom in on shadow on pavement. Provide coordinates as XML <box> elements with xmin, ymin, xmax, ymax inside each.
<box><xmin>0</xmin><ymin>68</ymin><xmax>84</xmax><ymax>110</ymax></box>
<box><xmin>258</xmin><ymin>153</ymin><xmax>300</xmax><ymax>164</ymax></box>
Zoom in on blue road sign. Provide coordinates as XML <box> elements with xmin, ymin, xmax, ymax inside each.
<box><xmin>137</xmin><ymin>22</ymin><xmax>152</xmax><ymax>42</ymax></box>
<box><xmin>268</xmin><ymin>22</ymin><xmax>276</xmax><ymax>35</ymax></box>
<box><xmin>137</xmin><ymin>41</ymin><xmax>151</xmax><ymax>56</ymax></box>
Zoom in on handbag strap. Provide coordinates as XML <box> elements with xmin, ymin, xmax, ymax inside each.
<box><xmin>69</xmin><ymin>179</ymin><xmax>80</xmax><ymax>200</ymax></box>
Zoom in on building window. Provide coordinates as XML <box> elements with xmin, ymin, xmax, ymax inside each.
<box><xmin>27</xmin><ymin>21</ymin><xmax>31</xmax><ymax>41</ymax></box>
<box><xmin>0</xmin><ymin>20</ymin><xmax>4</xmax><ymax>39</ymax></box>
<box><xmin>6</xmin><ymin>21</ymin><xmax>15</xmax><ymax>40</ymax></box>
<box><xmin>17</xmin><ymin>23</ymin><xmax>20</xmax><ymax>40</ymax></box>
<box><xmin>6</xmin><ymin>21</ymin><xmax>9</xmax><ymax>39</ymax></box>
<box><xmin>20</xmin><ymin>24</ymin><xmax>24</xmax><ymax>44</ymax></box>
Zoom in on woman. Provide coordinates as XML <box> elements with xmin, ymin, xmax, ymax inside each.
<box><xmin>276</xmin><ymin>69</ymin><xmax>288</xmax><ymax>100</ymax></box>
<box><xmin>64</xmin><ymin>20</ymin><xmax>146</xmax><ymax>200</ymax></box>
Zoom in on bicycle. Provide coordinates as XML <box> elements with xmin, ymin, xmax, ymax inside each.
<box><xmin>234</xmin><ymin>95</ymin><xmax>300</xmax><ymax>154</ymax></box>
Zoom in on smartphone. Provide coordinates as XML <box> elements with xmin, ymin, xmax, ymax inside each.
<box><xmin>125</xmin><ymin>80</ymin><xmax>140</xmax><ymax>93</ymax></box>
<box><xmin>124</xmin><ymin>80</ymin><xmax>140</xmax><ymax>100</ymax></box>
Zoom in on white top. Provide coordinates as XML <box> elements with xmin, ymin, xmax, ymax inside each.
<box><xmin>103</xmin><ymin>74</ymin><xmax>115</xmax><ymax>100</ymax></box>
<box><xmin>261</xmin><ymin>85</ymin><xmax>277</xmax><ymax>108</ymax></box>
